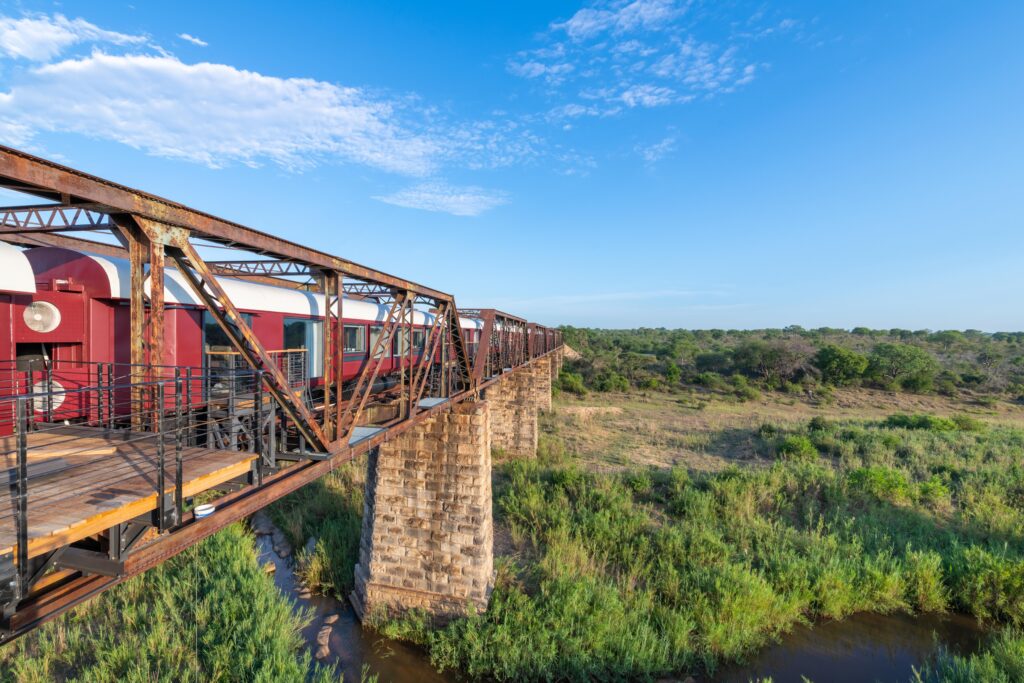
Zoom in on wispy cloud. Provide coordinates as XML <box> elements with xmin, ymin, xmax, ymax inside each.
<box><xmin>0</xmin><ymin>52</ymin><xmax>442</xmax><ymax>174</ymax></box>
<box><xmin>635</xmin><ymin>135</ymin><xmax>675</xmax><ymax>163</ymax></box>
<box><xmin>177</xmin><ymin>33</ymin><xmax>208</xmax><ymax>47</ymax></box>
<box><xmin>511</xmin><ymin>0</ymin><xmax>784</xmax><ymax>122</ymax></box>
<box><xmin>373</xmin><ymin>182</ymin><xmax>508</xmax><ymax>217</ymax></box>
<box><xmin>0</xmin><ymin>13</ymin><xmax>144</xmax><ymax>61</ymax></box>
<box><xmin>0</xmin><ymin>10</ymin><xmax>547</xmax><ymax>206</ymax></box>
<box><xmin>553</xmin><ymin>0</ymin><xmax>682</xmax><ymax>42</ymax></box>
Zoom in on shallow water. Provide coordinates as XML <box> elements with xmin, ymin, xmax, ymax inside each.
<box><xmin>254</xmin><ymin>521</ymin><xmax>984</xmax><ymax>683</ymax></box>
<box><xmin>714</xmin><ymin>610</ymin><xmax>986</xmax><ymax>683</ymax></box>
<box><xmin>253</xmin><ymin>528</ymin><xmax>456</xmax><ymax>683</ymax></box>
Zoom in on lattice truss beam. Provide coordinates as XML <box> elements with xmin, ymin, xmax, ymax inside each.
<box><xmin>0</xmin><ymin>145</ymin><xmax>477</xmax><ymax>454</ymax></box>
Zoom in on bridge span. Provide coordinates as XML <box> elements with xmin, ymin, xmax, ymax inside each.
<box><xmin>0</xmin><ymin>146</ymin><xmax>563</xmax><ymax>641</ymax></box>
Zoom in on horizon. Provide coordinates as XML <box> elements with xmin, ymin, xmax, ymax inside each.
<box><xmin>0</xmin><ymin>1</ymin><xmax>1019</xmax><ymax>330</ymax></box>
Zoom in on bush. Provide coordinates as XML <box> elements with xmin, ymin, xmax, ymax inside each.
<box><xmin>952</xmin><ymin>414</ymin><xmax>986</xmax><ymax>432</ymax></box>
<box><xmin>814</xmin><ymin>344</ymin><xmax>868</xmax><ymax>386</ymax></box>
<box><xmin>694</xmin><ymin>371</ymin><xmax>727</xmax><ymax>390</ymax></box>
<box><xmin>776</xmin><ymin>435</ymin><xmax>818</xmax><ymax>461</ymax></box>
<box><xmin>885</xmin><ymin>414</ymin><xmax>958</xmax><ymax>432</ymax></box>
<box><xmin>557</xmin><ymin>371</ymin><xmax>587</xmax><ymax>396</ymax></box>
<box><xmin>868</xmin><ymin>343</ymin><xmax>940</xmax><ymax>392</ymax></box>
<box><xmin>848</xmin><ymin>466</ymin><xmax>913</xmax><ymax>505</ymax></box>
<box><xmin>914</xmin><ymin>628</ymin><xmax>1024</xmax><ymax>683</ymax></box>
<box><xmin>731</xmin><ymin>375</ymin><xmax>761</xmax><ymax>402</ymax></box>
<box><xmin>595</xmin><ymin>372</ymin><xmax>630</xmax><ymax>393</ymax></box>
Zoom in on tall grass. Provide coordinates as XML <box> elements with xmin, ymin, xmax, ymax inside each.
<box><xmin>380</xmin><ymin>417</ymin><xmax>1024</xmax><ymax>681</ymax></box>
<box><xmin>267</xmin><ymin>463</ymin><xmax>364</xmax><ymax>598</ymax></box>
<box><xmin>1</xmin><ymin>523</ymin><xmax>336</xmax><ymax>682</ymax></box>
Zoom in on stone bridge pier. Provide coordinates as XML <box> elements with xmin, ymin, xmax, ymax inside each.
<box><xmin>352</xmin><ymin>355</ymin><xmax>554</xmax><ymax>622</ymax></box>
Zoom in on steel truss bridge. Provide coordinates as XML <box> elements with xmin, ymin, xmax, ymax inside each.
<box><xmin>0</xmin><ymin>145</ymin><xmax>561</xmax><ymax>641</ymax></box>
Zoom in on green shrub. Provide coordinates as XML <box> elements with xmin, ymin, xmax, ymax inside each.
<box><xmin>914</xmin><ymin>628</ymin><xmax>1024</xmax><ymax>683</ymax></box>
<box><xmin>776</xmin><ymin>435</ymin><xmax>818</xmax><ymax>461</ymax></box>
<box><xmin>848</xmin><ymin>466</ymin><xmax>913</xmax><ymax>505</ymax></box>
<box><xmin>951</xmin><ymin>546</ymin><xmax>1024</xmax><ymax>624</ymax></box>
<box><xmin>918</xmin><ymin>476</ymin><xmax>952</xmax><ymax>509</ymax></box>
<box><xmin>952</xmin><ymin>414</ymin><xmax>986</xmax><ymax>432</ymax></box>
<box><xmin>885</xmin><ymin>414</ymin><xmax>958</xmax><ymax>431</ymax></box>
<box><xmin>904</xmin><ymin>549</ymin><xmax>949</xmax><ymax>612</ymax></box>
<box><xmin>557</xmin><ymin>370</ymin><xmax>587</xmax><ymax>396</ymax></box>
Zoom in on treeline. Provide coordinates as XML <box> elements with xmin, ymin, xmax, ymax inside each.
<box><xmin>558</xmin><ymin>326</ymin><xmax>1024</xmax><ymax>399</ymax></box>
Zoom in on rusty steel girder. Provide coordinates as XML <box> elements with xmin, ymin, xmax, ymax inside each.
<box><xmin>0</xmin><ymin>145</ymin><xmax>451</xmax><ymax>301</ymax></box>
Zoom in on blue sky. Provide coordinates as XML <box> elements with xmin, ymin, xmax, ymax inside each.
<box><xmin>0</xmin><ymin>1</ymin><xmax>1020</xmax><ymax>330</ymax></box>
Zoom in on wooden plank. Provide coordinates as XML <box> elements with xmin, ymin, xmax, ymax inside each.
<box><xmin>0</xmin><ymin>454</ymin><xmax>256</xmax><ymax>558</ymax></box>
<box><xmin>0</xmin><ymin>444</ymin><xmax>230</xmax><ymax>507</ymax></box>
<box><xmin>0</xmin><ymin>447</ymin><xmax>247</xmax><ymax>521</ymax></box>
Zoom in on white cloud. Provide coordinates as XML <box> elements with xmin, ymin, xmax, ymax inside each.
<box><xmin>507</xmin><ymin>59</ymin><xmax>574</xmax><ymax>84</ymax></box>
<box><xmin>373</xmin><ymin>182</ymin><xmax>508</xmax><ymax>216</ymax></box>
<box><xmin>0</xmin><ymin>52</ymin><xmax>443</xmax><ymax>174</ymax></box>
<box><xmin>620</xmin><ymin>84</ymin><xmax>674</xmax><ymax>107</ymax></box>
<box><xmin>177</xmin><ymin>33</ymin><xmax>208</xmax><ymax>47</ymax></box>
<box><xmin>0</xmin><ymin>13</ymin><xmax>144</xmax><ymax>62</ymax></box>
<box><xmin>554</xmin><ymin>0</ymin><xmax>682</xmax><ymax>41</ymax></box>
<box><xmin>635</xmin><ymin>135</ymin><xmax>675</xmax><ymax>163</ymax></box>
<box><xmin>511</xmin><ymin>0</ymin><xmax>775</xmax><ymax>120</ymax></box>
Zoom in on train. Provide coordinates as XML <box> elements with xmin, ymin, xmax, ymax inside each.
<box><xmin>0</xmin><ymin>241</ymin><xmax>513</xmax><ymax>424</ymax></box>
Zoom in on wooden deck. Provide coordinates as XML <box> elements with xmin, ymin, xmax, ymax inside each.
<box><xmin>1</xmin><ymin>425</ymin><xmax>256</xmax><ymax>559</ymax></box>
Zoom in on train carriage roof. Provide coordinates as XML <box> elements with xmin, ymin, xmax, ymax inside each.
<box><xmin>27</xmin><ymin>247</ymin><xmax>435</xmax><ymax>323</ymax></box>
<box><xmin>0</xmin><ymin>241</ymin><xmax>37</xmax><ymax>294</ymax></box>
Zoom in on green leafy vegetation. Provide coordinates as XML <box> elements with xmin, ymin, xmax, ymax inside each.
<box><xmin>378</xmin><ymin>414</ymin><xmax>1024</xmax><ymax>681</ymax></box>
<box><xmin>267</xmin><ymin>464</ymin><xmax>364</xmax><ymax>598</ymax></box>
<box><xmin>561</xmin><ymin>326</ymin><xmax>1024</xmax><ymax>398</ymax></box>
<box><xmin>914</xmin><ymin>628</ymin><xmax>1024</xmax><ymax>682</ymax></box>
<box><xmin>1</xmin><ymin>522</ymin><xmax>335</xmax><ymax>683</ymax></box>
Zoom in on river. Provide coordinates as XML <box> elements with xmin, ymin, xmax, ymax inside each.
<box><xmin>253</xmin><ymin>517</ymin><xmax>984</xmax><ymax>682</ymax></box>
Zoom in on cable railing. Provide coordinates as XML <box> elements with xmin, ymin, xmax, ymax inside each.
<box><xmin>0</xmin><ymin>365</ymin><xmax>293</xmax><ymax>610</ymax></box>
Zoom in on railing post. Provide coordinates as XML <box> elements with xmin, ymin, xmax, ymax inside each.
<box><xmin>106</xmin><ymin>363</ymin><xmax>114</xmax><ymax>429</ymax></box>
<box><xmin>254</xmin><ymin>370</ymin><xmax>264</xmax><ymax>485</ymax></box>
<box><xmin>268</xmin><ymin>394</ymin><xmax>277</xmax><ymax>468</ymax></box>
<box><xmin>174</xmin><ymin>372</ymin><xmax>183</xmax><ymax>522</ymax></box>
<box><xmin>96</xmin><ymin>362</ymin><xmax>105</xmax><ymax>426</ymax></box>
<box><xmin>13</xmin><ymin>397</ymin><xmax>29</xmax><ymax>604</ymax></box>
<box><xmin>44</xmin><ymin>362</ymin><xmax>53</xmax><ymax>423</ymax></box>
<box><xmin>156</xmin><ymin>382</ymin><xmax>167</xmax><ymax>532</ymax></box>
<box><xmin>185</xmin><ymin>366</ymin><xmax>194</xmax><ymax>447</ymax></box>
<box><xmin>228</xmin><ymin>368</ymin><xmax>237</xmax><ymax>450</ymax></box>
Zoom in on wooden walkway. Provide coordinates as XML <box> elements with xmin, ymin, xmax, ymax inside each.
<box><xmin>1</xmin><ymin>425</ymin><xmax>256</xmax><ymax>560</ymax></box>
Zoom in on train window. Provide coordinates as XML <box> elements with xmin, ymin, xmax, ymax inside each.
<box><xmin>413</xmin><ymin>329</ymin><xmax>426</xmax><ymax>353</ymax></box>
<box><xmin>203</xmin><ymin>312</ymin><xmax>253</xmax><ymax>351</ymax></box>
<box><xmin>369</xmin><ymin>325</ymin><xmax>389</xmax><ymax>359</ymax></box>
<box><xmin>344</xmin><ymin>325</ymin><xmax>365</xmax><ymax>354</ymax></box>
<box><xmin>392</xmin><ymin>329</ymin><xmax>410</xmax><ymax>357</ymax></box>
<box><xmin>283</xmin><ymin>318</ymin><xmax>324</xmax><ymax>378</ymax></box>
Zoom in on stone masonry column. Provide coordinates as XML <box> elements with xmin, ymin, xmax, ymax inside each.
<box><xmin>352</xmin><ymin>400</ymin><xmax>493</xmax><ymax>623</ymax></box>
<box><xmin>485</xmin><ymin>368</ymin><xmax>537</xmax><ymax>457</ymax></box>
<box><xmin>532</xmin><ymin>355</ymin><xmax>552</xmax><ymax>412</ymax></box>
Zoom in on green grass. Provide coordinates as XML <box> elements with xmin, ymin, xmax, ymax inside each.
<box><xmin>266</xmin><ymin>463</ymin><xmax>364</xmax><ymax>599</ymax></box>
<box><xmin>374</xmin><ymin>415</ymin><xmax>1024</xmax><ymax>681</ymax></box>
<box><xmin>1</xmin><ymin>522</ymin><xmax>336</xmax><ymax>683</ymax></box>
<box><xmin>914</xmin><ymin>628</ymin><xmax>1024</xmax><ymax>682</ymax></box>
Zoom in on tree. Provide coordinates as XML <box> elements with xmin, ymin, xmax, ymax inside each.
<box><xmin>814</xmin><ymin>344</ymin><xmax>869</xmax><ymax>386</ymax></box>
<box><xmin>663</xmin><ymin>360</ymin><xmax>682</xmax><ymax>385</ymax></box>
<box><xmin>867</xmin><ymin>343</ymin><xmax>940</xmax><ymax>391</ymax></box>
<box><xmin>733</xmin><ymin>339</ymin><xmax>814</xmax><ymax>385</ymax></box>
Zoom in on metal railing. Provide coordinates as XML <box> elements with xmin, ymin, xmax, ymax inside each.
<box><xmin>0</xmin><ymin>364</ymin><xmax>292</xmax><ymax>615</ymax></box>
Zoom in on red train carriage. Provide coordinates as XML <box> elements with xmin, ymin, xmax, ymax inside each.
<box><xmin>0</xmin><ymin>243</ymin><xmax>495</xmax><ymax>431</ymax></box>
